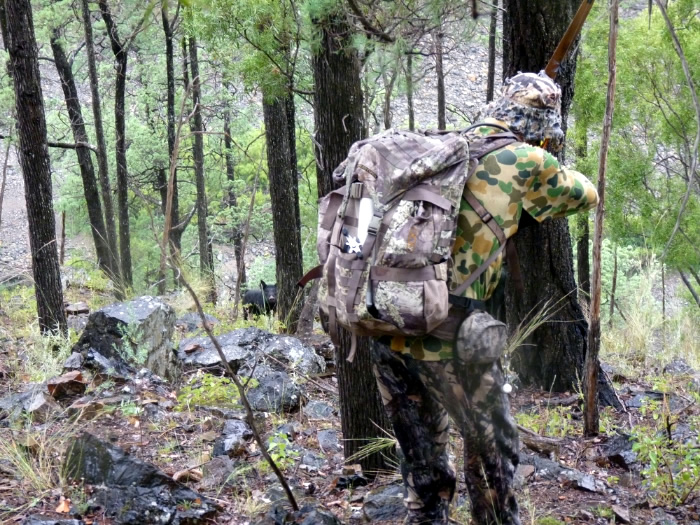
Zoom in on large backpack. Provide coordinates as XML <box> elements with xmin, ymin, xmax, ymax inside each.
<box><xmin>299</xmin><ymin>124</ymin><xmax>517</xmax><ymax>357</ymax></box>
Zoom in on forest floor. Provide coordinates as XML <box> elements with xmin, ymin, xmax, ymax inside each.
<box><xmin>0</xmin><ymin>277</ymin><xmax>698</xmax><ymax>525</ymax></box>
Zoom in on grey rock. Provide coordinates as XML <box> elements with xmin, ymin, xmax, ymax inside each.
<box><xmin>63</xmin><ymin>352</ymin><xmax>83</xmax><ymax>370</ymax></box>
<box><xmin>317</xmin><ymin>429</ymin><xmax>341</xmax><ymax>453</ymax></box>
<box><xmin>200</xmin><ymin>456</ymin><xmax>237</xmax><ymax>490</ymax></box>
<box><xmin>276</xmin><ymin>422</ymin><xmax>301</xmax><ymax>441</ymax></box>
<box><xmin>178</xmin><ymin>327</ymin><xmax>324</xmax><ymax>376</ymax></box>
<box><xmin>175</xmin><ymin>312</ymin><xmax>219</xmax><ymax>334</ymax></box>
<box><xmin>0</xmin><ymin>384</ymin><xmax>58</xmax><ymax>423</ymax></box>
<box><xmin>518</xmin><ymin>453</ymin><xmax>566</xmax><ymax>481</ymax></box>
<box><xmin>652</xmin><ymin>508</ymin><xmax>678</xmax><ymax>525</ymax></box>
<box><xmin>300</xmin><ymin>450</ymin><xmax>326</xmax><ymax>470</ymax></box>
<box><xmin>363</xmin><ymin>484</ymin><xmax>406</xmax><ymax>522</ymax></box>
<box><xmin>604</xmin><ymin>434</ymin><xmax>637</xmax><ymax>470</ymax></box>
<box><xmin>304</xmin><ymin>400</ymin><xmax>336</xmax><ymax>420</ymax></box>
<box><xmin>626</xmin><ymin>391</ymin><xmax>683</xmax><ymax>411</ymax></box>
<box><xmin>247</xmin><ymin>371</ymin><xmax>302</xmax><ymax>413</ymax></box>
<box><xmin>63</xmin><ymin>432</ymin><xmax>218</xmax><ymax>524</ymax></box>
<box><xmin>213</xmin><ymin>419</ymin><xmax>253</xmax><ymax>457</ymax></box>
<box><xmin>299</xmin><ymin>508</ymin><xmax>342</xmax><ymax>525</ymax></box>
<box><xmin>22</xmin><ymin>517</ymin><xmax>85</xmax><ymax>525</ymax></box>
<box><xmin>73</xmin><ymin>296</ymin><xmax>178</xmax><ymax>382</ymax></box>
<box><xmin>663</xmin><ymin>358</ymin><xmax>695</xmax><ymax>376</ymax></box>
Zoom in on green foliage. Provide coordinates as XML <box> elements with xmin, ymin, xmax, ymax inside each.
<box><xmin>573</xmin><ymin>2</ymin><xmax>699</xmax><ymax>271</ymax></box>
<box><xmin>515</xmin><ymin>406</ymin><xmax>578</xmax><ymax>438</ymax></box>
<box><xmin>175</xmin><ymin>372</ymin><xmax>258</xmax><ymax>412</ymax></box>
<box><xmin>114</xmin><ymin>321</ymin><xmax>148</xmax><ymax>367</ymax></box>
<box><xmin>632</xmin><ymin>400</ymin><xmax>700</xmax><ymax>505</ymax></box>
<box><xmin>266</xmin><ymin>432</ymin><xmax>299</xmax><ymax>470</ymax></box>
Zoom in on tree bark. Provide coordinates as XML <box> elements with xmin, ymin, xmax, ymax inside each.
<box><xmin>406</xmin><ymin>51</ymin><xmax>415</xmax><ymax>131</ymax></box>
<box><xmin>5</xmin><ymin>0</ymin><xmax>67</xmax><ymax>334</ymax></box>
<box><xmin>585</xmin><ymin>0</ymin><xmax>618</xmax><ymax>437</ymax></box>
<box><xmin>608</xmin><ymin>244</ymin><xmax>617</xmax><ymax>326</ymax></box>
<box><xmin>0</xmin><ymin>139</ymin><xmax>10</xmax><ymax>229</ymax></box>
<box><xmin>312</xmin><ymin>10</ymin><xmax>392</xmax><ymax>476</ymax></box>
<box><xmin>262</xmin><ymin>91</ymin><xmax>303</xmax><ymax>328</ymax></box>
<box><xmin>575</xmin><ymin>125</ymin><xmax>590</xmax><ymax>306</ymax></box>
<box><xmin>81</xmin><ymin>0</ymin><xmax>119</xmax><ymax>284</ymax></box>
<box><xmin>161</xmin><ymin>3</ymin><xmax>180</xmax><ymax>249</ymax></box>
<box><xmin>434</xmin><ymin>30</ymin><xmax>446</xmax><ymax>130</ymax></box>
<box><xmin>99</xmin><ymin>0</ymin><xmax>132</xmax><ymax>287</ymax></box>
<box><xmin>503</xmin><ymin>0</ymin><xmax>587</xmax><ymax>391</ymax></box>
<box><xmin>312</xmin><ymin>15</ymin><xmax>365</xmax><ymax>199</ymax></box>
<box><xmin>187</xmin><ymin>36</ymin><xmax>216</xmax><ymax>303</ymax></box>
<box><xmin>486</xmin><ymin>0</ymin><xmax>498</xmax><ymax>103</ymax></box>
<box><xmin>50</xmin><ymin>30</ymin><xmax>114</xmax><ymax>279</ymax></box>
<box><xmin>679</xmin><ymin>270</ymin><xmax>700</xmax><ymax>308</ymax></box>
<box><xmin>223</xmin><ymin>109</ymin><xmax>246</xmax><ymax>289</ymax></box>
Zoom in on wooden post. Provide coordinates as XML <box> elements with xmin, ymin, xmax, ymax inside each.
<box><xmin>584</xmin><ymin>0</ymin><xmax>618</xmax><ymax>437</ymax></box>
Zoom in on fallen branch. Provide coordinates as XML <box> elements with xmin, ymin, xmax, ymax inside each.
<box><xmin>516</xmin><ymin>424</ymin><xmax>562</xmax><ymax>456</ymax></box>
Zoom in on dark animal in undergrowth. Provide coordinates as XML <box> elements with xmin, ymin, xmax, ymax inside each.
<box><xmin>243</xmin><ymin>280</ymin><xmax>278</xmax><ymax>320</ymax></box>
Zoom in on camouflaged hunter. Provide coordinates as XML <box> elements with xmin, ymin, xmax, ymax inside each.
<box><xmin>303</xmin><ymin>71</ymin><xmax>599</xmax><ymax>525</ymax></box>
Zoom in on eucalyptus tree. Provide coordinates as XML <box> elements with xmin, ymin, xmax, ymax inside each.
<box><xmin>196</xmin><ymin>0</ymin><xmax>304</xmax><ymax>321</ymax></box>
<box><xmin>3</xmin><ymin>0</ymin><xmax>66</xmax><ymax>334</ymax></box>
<box><xmin>49</xmin><ymin>26</ymin><xmax>115</xmax><ymax>279</ymax></box>
<box><xmin>97</xmin><ymin>0</ymin><xmax>150</xmax><ymax>288</ymax></box>
<box><xmin>573</xmin><ymin>1</ymin><xmax>699</xmax><ymax>305</ymax></box>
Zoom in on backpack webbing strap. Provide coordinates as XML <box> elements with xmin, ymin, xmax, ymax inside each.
<box><xmin>450</xmin><ymin>241</ymin><xmax>507</xmax><ymax>298</ymax></box>
<box><xmin>463</xmin><ymin>190</ymin><xmax>506</xmax><ymax>245</ymax></box>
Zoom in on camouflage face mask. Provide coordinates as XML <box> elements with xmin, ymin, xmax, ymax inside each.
<box><xmin>482</xmin><ymin>71</ymin><xmax>565</xmax><ymax>149</ymax></box>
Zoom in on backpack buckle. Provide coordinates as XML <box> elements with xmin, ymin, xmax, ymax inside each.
<box><xmin>368</xmin><ymin>214</ymin><xmax>382</xmax><ymax>236</ymax></box>
<box><xmin>350</xmin><ymin>182</ymin><xmax>363</xmax><ymax>198</ymax></box>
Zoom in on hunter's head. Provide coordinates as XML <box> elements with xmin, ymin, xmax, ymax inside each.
<box><xmin>483</xmin><ymin>71</ymin><xmax>564</xmax><ymax>149</ymax></box>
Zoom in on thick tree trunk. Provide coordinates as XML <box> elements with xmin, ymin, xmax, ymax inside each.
<box><xmin>81</xmin><ymin>0</ymin><xmax>119</xmax><ymax>284</ymax></box>
<box><xmin>262</xmin><ymin>91</ymin><xmax>303</xmax><ymax>328</ymax></box>
<box><xmin>312</xmin><ymin>11</ymin><xmax>392</xmax><ymax>476</ymax></box>
<box><xmin>434</xmin><ymin>30</ymin><xmax>446</xmax><ymax>130</ymax></box>
<box><xmin>503</xmin><ymin>0</ymin><xmax>587</xmax><ymax>391</ymax></box>
<box><xmin>50</xmin><ymin>30</ymin><xmax>114</xmax><ymax>279</ymax></box>
<box><xmin>187</xmin><ymin>36</ymin><xmax>216</xmax><ymax>303</ymax></box>
<box><xmin>6</xmin><ymin>0</ymin><xmax>67</xmax><ymax>334</ymax></box>
<box><xmin>224</xmin><ymin>109</ymin><xmax>246</xmax><ymax>288</ymax></box>
<box><xmin>312</xmin><ymin>17</ymin><xmax>365</xmax><ymax>199</ymax></box>
<box><xmin>406</xmin><ymin>52</ymin><xmax>415</xmax><ymax>131</ymax></box>
<box><xmin>99</xmin><ymin>0</ymin><xmax>132</xmax><ymax>287</ymax></box>
<box><xmin>486</xmin><ymin>0</ymin><xmax>498</xmax><ymax>103</ymax></box>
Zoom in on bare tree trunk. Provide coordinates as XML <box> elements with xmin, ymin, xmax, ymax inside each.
<box><xmin>575</xmin><ymin>124</ymin><xmax>590</xmax><ymax>307</ymax></box>
<box><xmin>608</xmin><ymin>244</ymin><xmax>617</xmax><ymax>327</ymax></box>
<box><xmin>99</xmin><ymin>0</ymin><xmax>133</xmax><ymax>287</ymax></box>
<box><xmin>688</xmin><ymin>266</ymin><xmax>700</xmax><ymax>287</ymax></box>
<box><xmin>187</xmin><ymin>36</ymin><xmax>216</xmax><ymax>303</ymax></box>
<box><xmin>679</xmin><ymin>270</ymin><xmax>700</xmax><ymax>308</ymax></box>
<box><xmin>81</xmin><ymin>0</ymin><xmax>120</xmax><ymax>284</ymax></box>
<box><xmin>382</xmin><ymin>57</ymin><xmax>398</xmax><ymax>130</ymax></box>
<box><xmin>312</xmin><ymin>9</ymin><xmax>392</xmax><ymax>477</ymax></box>
<box><xmin>486</xmin><ymin>0</ymin><xmax>498</xmax><ymax>103</ymax></box>
<box><xmin>406</xmin><ymin>52</ymin><xmax>415</xmax><ymax>131</ymax></box>
<box><xmin>161</xmin><ymin>3</ymin><xmax>181</xmax><ymax>257</ymax></box>
<box><xmin>223</xmin><ymin>109</ymin><xmax>246</xmax><ymax>289</ymax></box>
<box><xmin>503</xmin><ymin>0</ymin><xmax>586</xmax><ymax>391</ymax></box>
<box><xmin>584</xmin><ymin>0</ymin><xmax>618</xmax><ymax>437</ymax></box>
<box><xmin>59</xmin><ymin>211</ymin><xmax>66</xmax><ymax>265</ymax></box>
<box><xmin>5</xmin><ymin>0</ymin><xmax>67</xmax><ymax>334</ymax></box>
<box><xmin>434</xmin><ymin>30</ymin><xmax>446</xmax><ymax>130</ymax></box>
<box><xmin>0</xmin><ymin>138</ymin><xmax>10</xmax><ymax>229</ymax></box>
<box><xmin>262</xmin><ymin>90</ymin><xmax>303</xmax><ymax>328</ymax></box>
<box><xmin>50</xmin><ymin>30</ymin><xmax>114</xmax><ymax>278</ymax></box>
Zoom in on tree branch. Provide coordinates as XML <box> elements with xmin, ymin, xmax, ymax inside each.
<box><xmin>346</xmin><ymin>0</ymin><xmax>395</xmax><ymax>43</ymax></box>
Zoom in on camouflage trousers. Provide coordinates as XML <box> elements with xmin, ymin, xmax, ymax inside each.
<box><xmin>371</xmin><ymin>313</ymin><xmax>520</xmax><ymax>525</ymax></box>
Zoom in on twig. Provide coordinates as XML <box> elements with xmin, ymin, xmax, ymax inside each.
<box><xmin>178</xmin><ymin>274</ymin><xmax>298</xmax><ymax>511</ymax></box>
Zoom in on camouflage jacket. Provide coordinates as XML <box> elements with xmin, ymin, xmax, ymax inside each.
<box><xmin>388</xmin><ymin>119</ymin><xmax>599</xmax><ymax>360</ymax></box>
